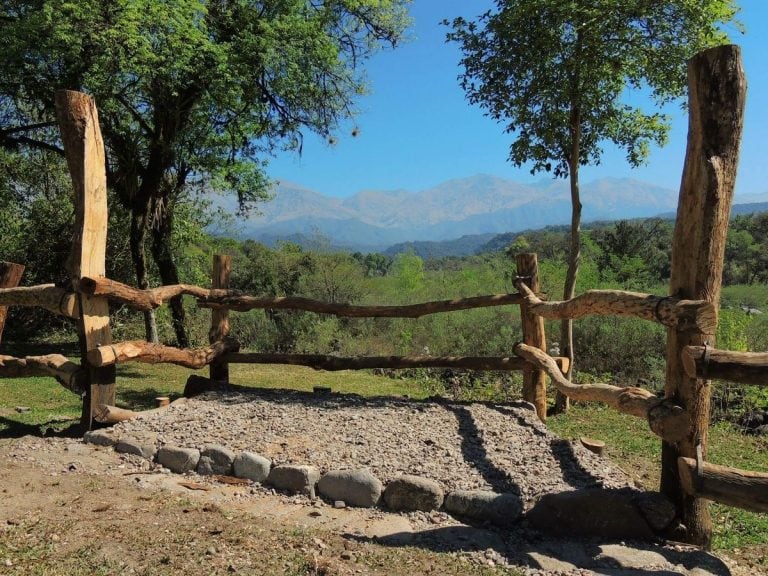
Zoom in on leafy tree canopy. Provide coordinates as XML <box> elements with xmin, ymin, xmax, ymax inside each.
<box><xmin>445</xmin><ymin>0</ymin><xmax>740</xmax><ymax>177</ymax></box>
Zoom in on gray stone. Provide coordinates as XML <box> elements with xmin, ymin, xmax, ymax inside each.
<box><xmin>267</xmin><ymin>465</ymin><xmax>320</xmax><ymax>497</ymax></box>
<box><xmin>115</xmin><ymin>434</ymin><xmax>157</xmax><ymax>460</ymax></box>
<box><xmin>444</xmin><ymin>490</ymin><xmax>522</xmax><ymax>526</ymax></box>
<box><xmin>634</xmin><ymin>491</ymin><xmax>676</xmax><ymax>532</ymax></box>
<box><xmin>318</xmin><ymin>469</ymin><xmax>382</xmax><ymax>508</ymax></box>
<box><xmin>596</xmin><ymin>544</ymin><xmax>670</xmax><ymax>570</ymax></box>
<box><xmin>157</xmin><ymin>446</ymin><xmax>200</xmax><ymax>474</ymax></box>
<box><xmin>197</xmin><ymin>444</ymin><xmax>236</xmax><ymax>475</ymax></box>
<box><xmin>384</xmin><ymin>475</ymin><xmax>444</xmax><ymax>511</ymax></box>
<box><xmin>526</xmin><ymin>489</ymin><xmax>655</xmax><ymax>540</ymax></box>
<box><xmin>233</xmin><ymin>451</ymin><xmax>271</xmax><ymax>482</ymax></box>
<box><xmin>83</xmin><ymin>429</ymin><xmax>117</xmax><ymax>447</ymax></box>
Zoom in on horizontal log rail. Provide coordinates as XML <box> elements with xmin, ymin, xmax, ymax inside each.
<box><xmin>515</xmin><ymin>280</ymin><xmax>716</xmax><ymax>333</ymax></box>
<box><xmin>224</xmin><ymin>352</ymin><xmax>569</xmax><ymax>373</ymax></box>
<box><xmin>198</xmin><ymin>293</ymin><xmax>525</xmax><ymax>317</ymax></box>
<box><xmin>679</xmin><ymin>456</ymin><xmax>768</xmax><ymax>513</ymax></box>
<box><xmin>79</xmin><ymin>275</ymin><xmax>525</xmax><ymax>318</ymax></box>
<box><xmin>513</xmin><ymin>343</ymin><xmax>688</xmax><ymax>442</ymax></box>
<box><xmin>682</xmin><ymin>346</ymin><xmax>768</xmax><ymax>386</ymax></box>
<box><xmin>0</xmin><ymin>284</ymin><xmax>80</xmax><ymax>319</ymax></box>
<box><xmin>80</xmin><ymin>276</ymin><xmax>215</xmax><ymax>310</ymax></box>
<box><xmin>0</xmin><ymin>354</ymin><xmax>86</xmax><ymax>395</ymax></box>
<box><xmin>87</xmin><ymin>338</ymin><xmax>240</xmax><ymax>369</ymax></box>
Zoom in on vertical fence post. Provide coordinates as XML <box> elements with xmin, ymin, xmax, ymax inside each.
<box><xmin>516</xmin><ymin>253</ymin><xmax>548</xmax><ymax>421</ymax></box>
<box><xmin>662</xmin><ymin>45</ymin><xmax>746</xmax><ymax>548</ymax></box>
<box><xmin>55</xmin><ymin>90</ymin><xmax>115</xmax><ymax>427</ymax></box>
<box><xmin>210</xmin><ymin>254</ymin><xmax>231</xmax><ymax>383</ymax></box>
<box><xmin>0</xmin><ymin>262</ymin><xmax>25</xmax><ymax>348</ymax></box>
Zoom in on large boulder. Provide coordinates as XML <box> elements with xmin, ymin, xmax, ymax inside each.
<box><xmin>267</xmin><ymin>465</ymin><xmax>320</xmax><ymax>497</ymax></box>
<box><xmin>157</xmin><ymin>446</ymin><xmax>200</xmax><ymax>474</ymax></box>
<box><xmin>233</xmin><ymin>452</ymin><xmax>271</xmax><ymax>483</ymax></box>
<box><xmin>384</xmin><ymin>475</ymin><xmax>444</xmax><ymax>512</ymax></box>
<box><xmin>197</xmin><ymin>444</ymin><xmax>236</xmax><ymax>476</ymax></box>
<box><xmin>444</xmin><ymin>490</ymin><xmax>523</xmax><ymax>527</ymax></box>
<box><xmin>526</xmin><ymin>489</ymin><xmax>656</xmax><ymax>540</ymax></box>
<box><xmin>318</xmin><ymin>469</ymin><xmax>383</xmax><ymax>508</ymax></box>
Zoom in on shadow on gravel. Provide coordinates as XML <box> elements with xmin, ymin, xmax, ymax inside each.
<box><xmin>549</xmin><ymin>438</ymin><xmax>605</xmax><ymax>489</ymax></box>
<box><xmin>349</xmin><ymin>528</ymin><xmax>731</xmax><ymax>576</ymax></box>
<box><xmin>444</xmin><ymin>404</ymin><xmax>523</xmax><ymax>495</ymax></box>
<box><xmin>0</xmin><ymin>417</ymin><xmax>84</xmax><ymax>439</ymax></box>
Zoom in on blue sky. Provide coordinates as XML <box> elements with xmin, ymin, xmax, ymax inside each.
<box><xmin>267</xmin><ymin>1</ymin><xmax>766</xmax><ymax>199</ymax></box>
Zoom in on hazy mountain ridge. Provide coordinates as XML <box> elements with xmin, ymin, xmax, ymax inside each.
<box><xmin>216</xmin><ymin>174</ymin><xmax>766</xmax><ymax>252</ymax></box>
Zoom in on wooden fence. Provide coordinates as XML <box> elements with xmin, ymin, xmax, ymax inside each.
<box><xmin>0</xmin><ymin>45</ymin><xmax>765</xmax><ymax>548</ymax></box>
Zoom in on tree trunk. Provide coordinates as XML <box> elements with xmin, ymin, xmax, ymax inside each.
<box><xmin>150</xmin><ymin>203</ymin><xmax>188</xmax><ymax>347</ymax></box>
<box><xmin>130</xmin><ymin>205</ymin><xmax>158</xmax><ymax>343</ymax></box>
<box><xmin>661</xmin><ymin>45</ymin><xmax>746</xmax><ymax>548</ymax></box>
<box><xmin>556</xmin><ymin>105</ymin><xmax>583</xmax><ymax>414</ymax></box>
<box><xmin>0</xmin><ymin>262</ymin><xmax>25</xmax><ymax>347</ymax></box>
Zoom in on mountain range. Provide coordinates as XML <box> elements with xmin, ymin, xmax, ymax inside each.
<box><xmin>213</xmin><ymin>175</ymin><xmax>767</xmax><ymax>253</ymax></box>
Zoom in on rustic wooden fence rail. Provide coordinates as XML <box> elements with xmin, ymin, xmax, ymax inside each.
<box><xmin>0</xmin><ymin>46</ymin><xmax>765</xmax><ymax>548</ymax></box>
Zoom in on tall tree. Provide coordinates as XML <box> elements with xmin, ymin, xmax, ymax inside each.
<box><xmin>0</xmin><ymin>0</ymin><xmax>409</xmax><ymax>345</ymax></box>
<box><xmin>446</xmin><ymin>0</ymin><xmax>739</xmax><ymax>409</ymax></box>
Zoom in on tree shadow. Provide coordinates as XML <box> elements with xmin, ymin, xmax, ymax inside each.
<box><xmin>0</xmin><ymin>417</ymin><xmax>84</xmax><ymax>439</ymax></box>
<box><xmin>549</xmin><ymin>438</ymin><xmax>605</xmax><ymax>489</ymax></box>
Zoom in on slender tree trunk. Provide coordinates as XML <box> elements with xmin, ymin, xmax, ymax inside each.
<box><xmin>555</xmin><ymin>104</ymin><xmax>583</xmax><ymax>413</ymax></box>
<box><xmin>130</xmin><ymin>205</ymin><xmax>158</xmax><ymax>343</ymax></box>
<box><xmin>150</xmin><ymin>203</ymin><xmax>189</xmax><ymax>347</ymax></box>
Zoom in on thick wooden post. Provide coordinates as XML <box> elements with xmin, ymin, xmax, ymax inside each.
<box><xmin>210</xmin><ymin>254</ymin><xmax>231</xmax><ymax>383</ymax></box>
<box><xmin>0</xmin><ymin>262</ymin><xmax>25</xmax><ymax>347</ymax></box>
<box><xmin>662</xmin><ymin>45</ymin><xmax>746</xmax><ymax>548</ymax></box>
<box><xmin>516</xmin><ymin>253</ymin><xmax>548</xmax><ymax>421</ymax></box>
<box><xmin>55</xmin><ymin>90</ymin><xmax>116</xmax><ymax>427</ymax></box>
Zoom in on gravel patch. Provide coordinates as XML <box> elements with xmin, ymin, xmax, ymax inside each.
<box><xmin>113</xmin><ymin>387</ymin><xmax>634</xmax><ymax>509</ymax></box>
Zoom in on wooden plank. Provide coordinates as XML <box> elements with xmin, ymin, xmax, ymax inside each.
<box><xmin>55</xmin><ymin>89</ymin><xmax>115</xmax><ymax>426</ymax></box>
<box><xmin>516</xmin><ymin>253</ymin><xmax>548</xmax><ymax>421</ymax></box>
<box><xmin>662</xmin><ymin>45</ymin><xmax>747</xmax><ymax>547</ymax></box>
<box><xmin>0</xmin><ymin>353</ymin><xmax>87</xmax><ymax>394</ymax></box>
<box><xmin>210</xmin><ymin>255</ymin><xmax>231</xmax><ymax>383</ymax></box>
<box><xmin>0</xmin><ymin>261</ymin><xmax>25</xmax><ymax>347</ymax></box>
<box><xmin>682</xmin><ymin>346</ymin><xmax>768</xmax><ymax>386</ymax></box>
<box><xmin>679</xmin><ymin>457</ymin><xmax>768</xmax><ymax>513</ymax></box>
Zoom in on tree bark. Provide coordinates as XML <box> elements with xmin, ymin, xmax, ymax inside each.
<box><xmin>678</xmin><ymin>457</ymin><xmax>768</xmax><ymax>513</ymax></box>
<box><xmin>150</xmin><ymin>202</ymin><xmax>188</xmax><ymax>347</ymax></box>
<box><xmin>682</xmin><ymin>346</ymin><xmax>768</xmax><ymax>386</ymax></box>
<box><xmin>130</xmin><ymin>206</ymin><xmax>158</xmax><ymax>343</ymax></box>
<box><xmin>557</xmin><ymin>104</ymin><xmax>583</xmax><ymax>413</ymax></box>
<box><xmin>516</xmin><ymin>253</ymin><xmax>548</xmax><ymax>421</ymax></box>
<box><xmin>0</xmin><ymin>262</ymin><xmax>25</xmax><ymax>347</ymax></box>
<box><xmin>662</xmin><ymin>45</ymin><xmax>746</xmax><ymax>548</ymax></box>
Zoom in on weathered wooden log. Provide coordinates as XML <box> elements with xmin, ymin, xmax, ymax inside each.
<box><xmin>198</xmin><ymin>293</ymin><xmax>524</xmax><ymax>317</ymax></box>
<box><xmin>0</xmin><ymin>262</ymin><xmax>25</xmax><ymax>345</ymax></box>
<box><xmin>0</xmin><ymin>284</ymin><xmax>80</xmax><ymax>319</ymax></box>
<box><xmin>210</xmin><ymin>255</ymin><xmax>231</xmax><ymax>383</ymax></box>
<box><xmin>682</xmin><ymin>346</ymin><xmax>768</xmax><ymax>386</ymax></box>
<box><xmin>513</xmin><ymin>343</ymin><xmax>687</xmax><ymax>442</ymax></box>
<box><xmin>663</xmin><ymin>45</ymin><xmax>746</xmax><ymax>548</ymax></box>
<box><xmin>0</xmin><ymin>354</ymin><xmax>86</xmax><ymax>395</ymax></box>
<box><xmin>224</xmin><ymin>351</ymin><xmax>569</xmax><ymax>373</ymax></box>
<box><xmin>93</xmin><ymin>397</ymin><xmax>187</xmax><ymax>424</ymax></box>
<box><xmin>678</xmin><ymin>457</ymin><xmax>768</xmax><ymax>513</ymax></box>
<box><xmin>56</xmin><ymin>89</ymin><xmax>116</xmax><ymax>426</ymax></box>
<box><xmin>514</xmin><ymin>280</ymin><xmax>716</xmax><ymax>334</ymax></box>
<box><xmin>79</xmin><ymin>276</ymin><xmax>213</xmax><ymax>310</ymax></box>
<box><xmin>87</xmin><ymin>337</ymin><xmax>240</xmax><ymax>369</ymax></box>
<box><xmin>516</xmin><ymin>253</ymin><xmax>548</xmax><ymax>421</ymax></box>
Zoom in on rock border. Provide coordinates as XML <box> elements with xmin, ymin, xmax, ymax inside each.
<box><xmin>82</xmin><ymin>426</ymin><xmax>672</xmax><ymax>537</ymax></box>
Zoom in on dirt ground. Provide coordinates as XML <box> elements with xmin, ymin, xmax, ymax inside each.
<box><xmin>0</xmin><ymin>433</ymin><xmax>763</xmax><ymax>576</ymax></box>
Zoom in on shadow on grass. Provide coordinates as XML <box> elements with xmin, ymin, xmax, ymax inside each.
<box><xmin>1</xmin><ymin>341</ymin><xmax>80</xmax><ymax>357</ymax></box>
<box><xmin>0</xmin><ymin>417</ymin><xmax>84</xmax><ymax>439</ymax></box>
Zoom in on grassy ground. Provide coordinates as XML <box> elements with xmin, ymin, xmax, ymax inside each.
<box><xmin>1</xmin><ymin>357</ymin><xmax>767</xmax><ymax>559</ymax></box>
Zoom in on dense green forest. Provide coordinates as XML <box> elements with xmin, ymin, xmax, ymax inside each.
<box><xmin>3</xmin><ymin>160</ymin><xmax>768</xmax><ymax>421</ymax></box>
